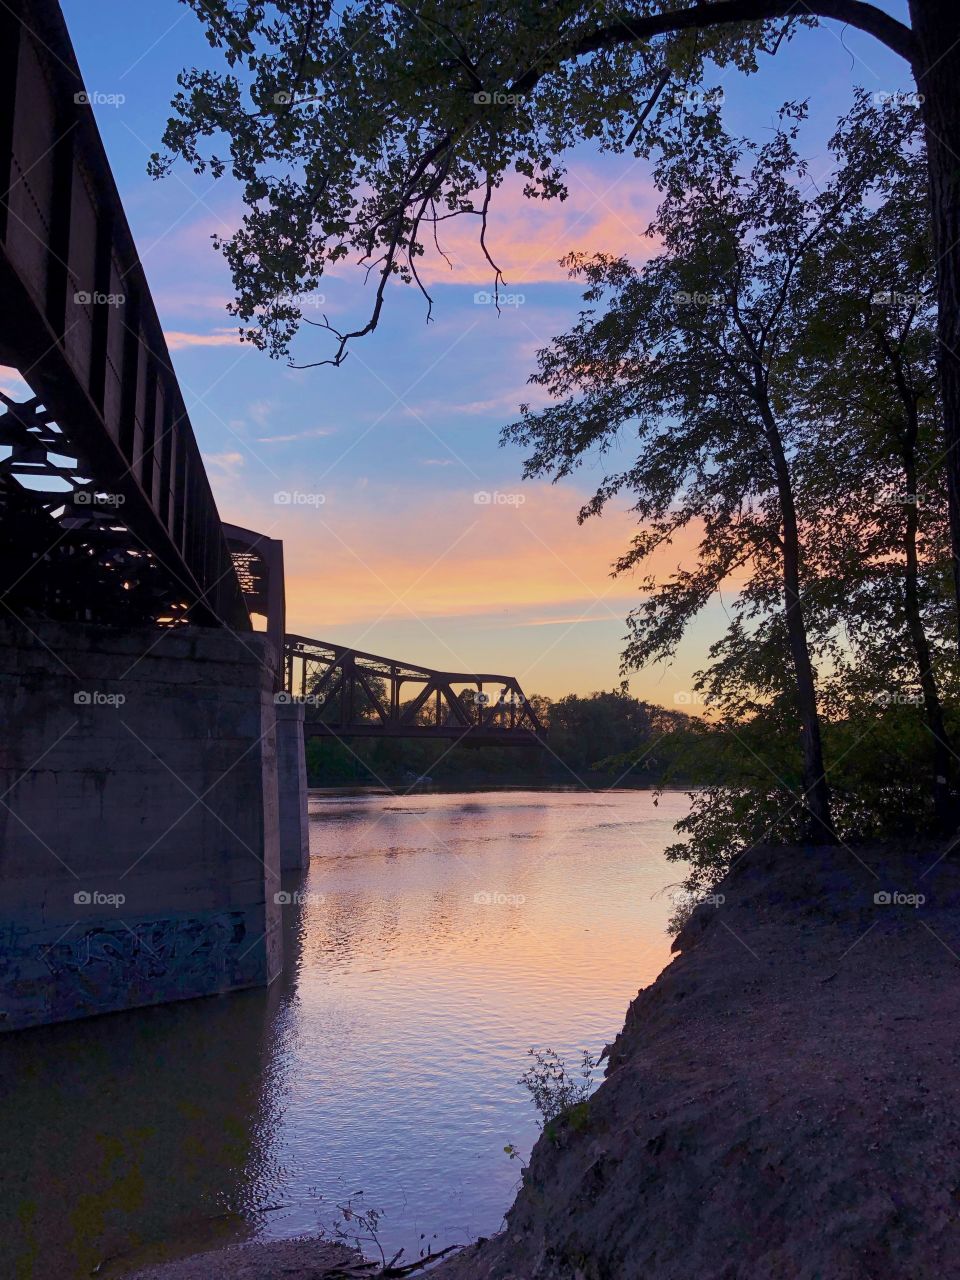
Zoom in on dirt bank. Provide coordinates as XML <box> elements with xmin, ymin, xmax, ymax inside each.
<box><xmin>434</xmin><ymin>841</ymin><xmax>960</xmax><ymax>1279</ymax></box>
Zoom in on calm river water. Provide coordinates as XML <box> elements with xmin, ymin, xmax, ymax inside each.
<box><xmin>0</xmin><ymin>787</ymin><xmax>689</xmax><ymax>1278</ymax></box>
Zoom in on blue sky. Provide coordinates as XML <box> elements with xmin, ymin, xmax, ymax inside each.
<box><xmin>53</xmin><ymin>0</ymin><xmax>912</xmax><ymax>702</ymax></box>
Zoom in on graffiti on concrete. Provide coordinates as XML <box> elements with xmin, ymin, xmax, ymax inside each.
<box><xmin>0</xmin><ymin>911</ymin><xmax>263</xmax><ymax>1030</ymax></box>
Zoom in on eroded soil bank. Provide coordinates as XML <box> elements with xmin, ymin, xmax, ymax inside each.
<box><xmin>436</xmin><ymin>841</ymin><xmax>960</xmax><ymax>1279</ymax></box>
<box><xmin>133</xmin><ymin>842</ymin><xmax>960</xmax><ymax>1279</ymax></box>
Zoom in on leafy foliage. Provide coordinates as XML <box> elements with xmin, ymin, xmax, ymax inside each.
<box><xmin>518</xmin><ymin>1047</ymin><xmax>597</xmax><ymax>1128</ymax></box>
<box><xmin>156</xmin><ymin>7</ymin><xmax>959</xmax><ymax>887</ymax></box>
<box><xmin>153</xmin><ymin>0</ymin><xmax>817</xmax><ymax>362</ymax></box>
<box><xmin>505</xmin><ymin>94</ymin><xmax>958</xmax><ymax>880</ymax></box>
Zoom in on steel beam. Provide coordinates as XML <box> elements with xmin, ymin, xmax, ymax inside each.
<box><xmin>0</xmin><ymin>0</ymin><xmax>248</xmax><ymax>628</ymax></box>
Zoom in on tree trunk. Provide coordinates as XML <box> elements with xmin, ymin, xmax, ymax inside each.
<box><xmin>910</xmin><ymin>0</ymin><xmax>960</xmax><ymax>647</ymax></box>
<box><xmin>899</xmin><ymin>424</ymin><xmax>955</xmax><ymax>830</ymax></box>
<box><xmin>757</xmin><ymin>398</ymin><xmax>837</xmax><ymax>844</ymax></box>
<box><xmin>875</xmin><ymin>322</ymin><xmax>957</xmax><ymax>830</ymax></box>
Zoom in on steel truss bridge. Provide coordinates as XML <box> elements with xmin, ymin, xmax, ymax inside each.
<box><xmin>0</xmin><ymin>0</ymin><xmax>543</xmax><ymax>746</ymax></box>
<box><xmin>284</xmin><ymin>636</ymin><xmax>543</xmax><ymax>742</ymax></box>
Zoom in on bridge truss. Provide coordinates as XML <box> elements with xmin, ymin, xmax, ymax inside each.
<box><xmin>284</xmin><ymin>635</ymin><xmax>544</xmax><ymax>743</ymax></box>
<box><xmin>0</xmin><ymin>0</ymin><xmax>247</xmax><ymax>628</ymax></box>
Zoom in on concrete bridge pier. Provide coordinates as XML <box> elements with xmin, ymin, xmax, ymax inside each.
<box><xmin>0</xmin><ymin>620</ymin><xmax>289</xmax><ymax>1031</ymax></box>
<box><xmin>276</xmin><ymin>699</ymin><xmax>310</xmax><ymax>871</ymax></box>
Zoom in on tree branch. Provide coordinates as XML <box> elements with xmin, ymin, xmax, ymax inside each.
<box><xmin>527</xmin><ymin>0</ymin><xmax>917</xmax><ymax>87</ymax></box>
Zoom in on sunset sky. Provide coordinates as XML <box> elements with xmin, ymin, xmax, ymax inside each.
<box><xmin>55</xmin><ymin>0</ymin><xmax>911</xmax><ymax>702</ymax></box>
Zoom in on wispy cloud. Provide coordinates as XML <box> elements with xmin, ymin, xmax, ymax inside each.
<box><xmin>255</xmin><ymin>427</ymin><xmax>335</xmax><ymax>444</ymax></box>
<box><xmin>203</xmin><ymin>450</ymin><xmax>245</xmax><ymax>477</ymax></box>
<box><xmin>508</xmin><ymin>613</ymin><xmax>616</xmax><ymax>628</ymax></box>
<box><xmin>165</xmin><ymin>328</ymin><xmax>241</xmax><ymax>350</ymax></box>
<box><xmin>215</xmin><ymin>480</ymin><xmax>713</xmax><ymax>634</ymax></box>
<box><xmin>404</xmin><ymin>381</ymin><xmax>554</xmax><ymax>423</ymax></box>
<box><xmin>248</xmin><ymin>399</ymin><xmax>273</xmax><ymax>428</ymax></box>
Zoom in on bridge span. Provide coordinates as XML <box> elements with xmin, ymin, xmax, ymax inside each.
<box><xmin>0</xmin><ymin>0</ymin><xmax>541</xmax><ymax>1033</ymax></box>
<box><xmin>284</xmin><ymin>635</ymin><xmax>544</xmax><ymax>743</ymax></box>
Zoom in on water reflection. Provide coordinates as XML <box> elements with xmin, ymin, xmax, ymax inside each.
<box><xmin>0</xmin><ymin>788</ymin><xmax>688</xmax><ymax>1277</ymax></box>
<box><xmin>0</xmin><ymin>876</ymin><xmax>310</xmax><ymax>1278</ymax></box>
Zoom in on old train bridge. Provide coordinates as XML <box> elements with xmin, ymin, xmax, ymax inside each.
<box><xmin>0</xmin><ymin>0</ymin><xmax>542</xmax><ymax>1032</ymax></box>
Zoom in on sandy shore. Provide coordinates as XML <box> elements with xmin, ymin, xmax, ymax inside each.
<box><xmin>124</xmin><ymin>1234</ymin><xmax>368</xmax><ymax>1279</ymax></box>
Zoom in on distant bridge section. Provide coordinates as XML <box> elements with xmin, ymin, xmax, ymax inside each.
<box><xmin>284</xmin><ymin>635</ymin><xmax>545</xmax><ymax>743</ymax></box>
<box><xmin>0</xmin><ymin>0</ymin><xmax>247</xmax><ymax>628</ymax></box>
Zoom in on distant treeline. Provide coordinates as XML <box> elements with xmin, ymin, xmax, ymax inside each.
<box><xmin>305</xmin><ymin>686</ymin><xmax>712</xmax><ymax>788</ymax></box>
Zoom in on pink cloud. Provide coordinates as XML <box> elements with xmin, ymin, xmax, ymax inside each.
<box><xmin>413</xmin><ymin>168</ymin><xmax>660</xmax><ymax>286</ymax></box>
<box><xmin>0</xmin><ymin>365</ymin><xmax>32</xmax><ymax>399</ymax></box>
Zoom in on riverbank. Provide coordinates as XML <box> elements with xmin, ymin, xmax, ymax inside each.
<box><xmin>126</xmin><ymin>838</ymin><xmax>960</xmax><ymax>1279</ymax></box>
<box><xmin>435</xmin><ymin>840</ymin><xmax>960</xmax><ymax>1279</ymax></box>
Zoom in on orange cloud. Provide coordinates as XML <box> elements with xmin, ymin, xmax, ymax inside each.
<box><xmin>214</xmin><ymin>478</ymin><xmax>711</xmax><ymax>637</ymax></box>
<box><xmin>209</xmin><ymin>468</ymin><xmax>738</xmax><ymax>697</ymax></box>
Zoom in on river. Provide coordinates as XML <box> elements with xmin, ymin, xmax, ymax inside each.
<box><xmin>0</xmin><ymin>787</ymin><xmax>689</xmax><ymax>1278</ymax></box>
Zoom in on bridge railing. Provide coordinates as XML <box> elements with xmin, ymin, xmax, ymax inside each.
<box><xmin>283</xmin><ymin>635</ymin><xmax>545</xmax><ymax>742</ymax></box>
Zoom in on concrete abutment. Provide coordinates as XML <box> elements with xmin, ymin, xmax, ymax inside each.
<box><xmin>0</xmin><ymin>619</ymin><xmax>308</xmax><ymax>1031</ymax></box>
